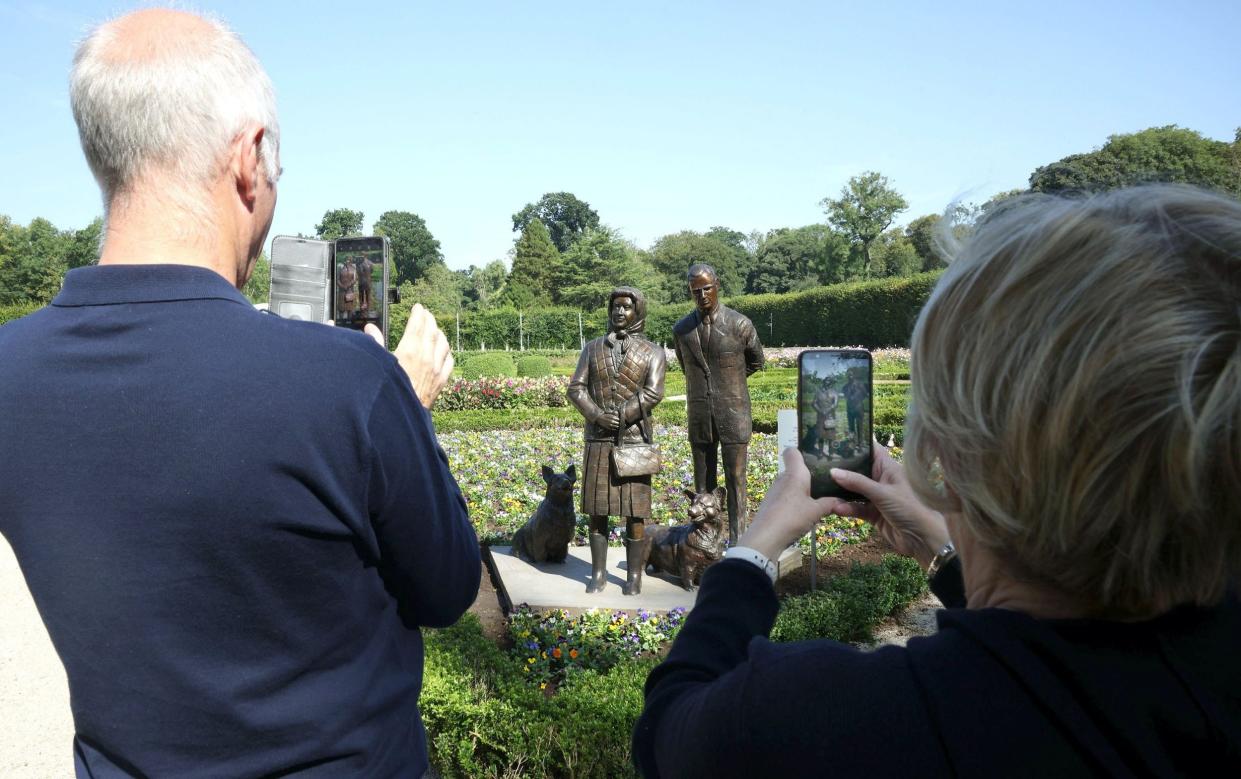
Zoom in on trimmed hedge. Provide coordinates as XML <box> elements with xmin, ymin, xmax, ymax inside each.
<box><xmin>422</xmin><ymin>614</ymin><xmax>649</xmax><ymax>778</ymax></box>
<box><xmin>458</xmin><ymin>353</ymin><xmax>517</xmax><ymax>379</ymax></box>
<box><xmin>421</xmin><ymin>557</ymin><xmax>928</xmax><ymax>776</ymax></box>
<box><xmin>395</xmin><ymin>273</ymin><xmax>944</xmax><ymax>351</ymax></box>
<box><xmin>516</xmin><ymin>355</ymin><xmax>553</xmax><ymax>378</ymax></box>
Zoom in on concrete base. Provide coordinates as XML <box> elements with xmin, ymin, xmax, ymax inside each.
<box><xmin>486</xmin><ymin>544</ymin><xmax>802</xmax><ymax>616</ymax></box>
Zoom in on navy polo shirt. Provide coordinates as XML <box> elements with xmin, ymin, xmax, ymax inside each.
<box><xmin>0</xmin><ymin>264</ymin><xmax>480</xmax><ymax>778</ymax></box>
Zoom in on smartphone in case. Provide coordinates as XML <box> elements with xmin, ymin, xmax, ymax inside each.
<box><xmin>269</xmin><ymin>234</ymin><xmax>393</xmax><ymax>343</ymax></box>
<box><xmin>797</xmin><ymin>349</ymin><xmax>873</xmax><ymax>500</ymax></box>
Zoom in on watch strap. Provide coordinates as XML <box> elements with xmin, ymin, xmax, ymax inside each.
<box><xmin>724</xmin><ymin>546</ymin><xmax>778</xmax><ymax>583</ymax></box>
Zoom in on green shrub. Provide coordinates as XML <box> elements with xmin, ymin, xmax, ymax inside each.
<box><xmin>516</xmin><ymin>355</ymin><xmax>553</xmax><ymax>378</ymax></box>
<box><xmin>0</xmin><ymin>302</ymin><xmax>43</xmax><ymax>326</ymax></box>
<box><xmin>422</xmin><ymin>614</ymin><xmax>647</xmax><ymax>778</ymax></box>
<box><xmin>770</xmin><ymin>555</ymin><xmax>928</xmax><ymax>643</ymax></box>
<box><xmin>459</xmin><ymin>353</ymin><xmax>518</xmax><ymax>379</ymax></box>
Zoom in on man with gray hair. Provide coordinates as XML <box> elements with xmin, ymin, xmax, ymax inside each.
<box><xmin>0</xmin><ymin>8</ymin><xmax>478</xmax><ymax>777</ymax></box>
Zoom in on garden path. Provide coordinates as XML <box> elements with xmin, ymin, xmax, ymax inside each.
<box><xmin>0</xmin><ymin>535</ymin><xmax>73</xmax><ymax>778</ymax></box>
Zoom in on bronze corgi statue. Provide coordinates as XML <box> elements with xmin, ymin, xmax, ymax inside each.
<box><xmin>644</xmin><ymin>487</ymin><xmax>727</xmax><ymax>591</ymax></box>
<box><xmin>511</xmin><ymin>465</ymin><xmax>578</xmax><ymax>564</ymax></box>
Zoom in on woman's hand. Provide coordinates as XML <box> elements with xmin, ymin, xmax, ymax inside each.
<box><xmin>736</xmin><ymin>449</ymin><xmax>847</xmax><ymax>561</ymax></box>
<box><xmin>829</xmin><ymin>444</ymin><xmax>950</xmax><ymax>568</ymax></box>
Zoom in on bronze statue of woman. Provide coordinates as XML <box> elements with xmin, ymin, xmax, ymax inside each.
<box><xmin>567</xmin><ymin>287</ymin><xmax>666</xmax><ymax>595</ymax></box>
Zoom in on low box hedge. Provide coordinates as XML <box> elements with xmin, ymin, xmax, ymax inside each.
<box><xmin>422</xmin><ymin>555</ymin><xmax>929</xmax><ymax>777</ymax></box>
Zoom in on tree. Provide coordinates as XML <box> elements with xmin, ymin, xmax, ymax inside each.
<box><xmin>749</xmin><ymin>225</ymin><xmax>853</xmax><ymax>293</ymax></box>
<box><xmin>648</xmin><ymin>231</ymin><xmax>746</xmax><ymax>304</ymax></box>
<box><xmin>461</xmin><ymin>259</ymin><xmax>508</xmax><ymax>309</ymax></box>
<box><xmin>373</xmin><ymin>210</ymin><xmax>443</xmax><ymax>286</ymax></box>
<box><xmin>822</xmin><ymin>172</ymin><xmax>909</xmax><ymax>278</ymax></box>
<box><xmin>0</xmin><ymin>216</ymin><xmax>70</xmax><ymax>305</ymax></box>
<box><xmin>315</xmin><ymin>208</ymin><xmax>364</xmax><ymax>241</ymax></box>
<box><xmin>404</xmin><ymin>262</ymin><xmax>464</xmax><ymax>314</ymax></box>
<box><xmin>904</xmin><ymin>214</ymin><xmax>944</xmax><ymax>270</ymax></box>
<box><xmin>242</xmin><ymin>251</ymin><xmax>270</xmax><ymax>304</ymax></box>
<box><xmin>1029</xmin><ymin>126</ymin><xmax>1241</xmax><ymax>196</ymax></box>
<box><xmin>512</xmin><ymin>192</ymin><xmax>600</xmax><ymax>252</ymax></box>
<box><xmin>870</xmin><ymin>229</ymin><xmax>921</xmax><ymax>277</ymax></box>
<box><xmin>555</xmin><ymin>227</ymin><xmax>653</xmax><ymax>309</ymax></box>
<box><xmin>65</xmin><ymin>217</ymin><xmax>103</xmax><ymax>269</ymax></box>
<box><xmin>507</xmin><ymin>219</ymin><xmax>560</xmax><ymax>306</ymax></box>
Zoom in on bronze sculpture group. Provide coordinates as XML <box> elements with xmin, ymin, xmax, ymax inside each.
<box><xmin>538</xmin><ymin>265</ymin><xmax>765</xmax><ymax>595</ymax></box>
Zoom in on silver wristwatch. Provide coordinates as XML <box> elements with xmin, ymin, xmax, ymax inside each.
<box><xmin>926</xmin><ymin>540</ymin><xmax>957</xmax><ymax>579</ymax></box>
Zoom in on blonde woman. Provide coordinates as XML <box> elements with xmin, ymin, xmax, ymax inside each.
<box><xmin>635</xmin><ymin>185</ymin><xmax>1241</xmax><ymax>777</ymax></box>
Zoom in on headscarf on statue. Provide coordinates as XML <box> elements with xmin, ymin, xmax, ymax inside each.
<box><xmin>609</xmin><ymin>286</ymin><xmax>647</xmax><ymax>337</ymax></box>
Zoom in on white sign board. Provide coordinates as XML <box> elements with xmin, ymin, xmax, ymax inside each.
<box><xmin>776</xmin><ymin>409</ymin><xmax>798</xmax><ymax>474</ymax></box>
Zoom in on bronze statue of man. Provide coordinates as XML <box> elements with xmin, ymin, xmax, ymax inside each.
<box><xmin>568</xmin><ymin>287</ymin><xmax>666</xmax><ymax>595</ymax></box>
<box><xmin>672</xmin><ymin>263</ymin><xmax>764</xmax><ymax>544</ymax></box>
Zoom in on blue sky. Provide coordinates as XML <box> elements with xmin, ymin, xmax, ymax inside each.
<box><xmin>1</xmin><ymin>0</ymin><xmax>1237</xmax><ymax>270</ymax></box>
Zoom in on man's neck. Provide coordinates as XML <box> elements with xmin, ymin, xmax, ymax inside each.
<box><xmin>98</xmin><ymin>189</ymin><xmax>243</xmax><ymax>287</ymax></box>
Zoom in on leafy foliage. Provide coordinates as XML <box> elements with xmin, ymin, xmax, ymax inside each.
<box><xmin>512</xmin><ymin>192</ymin><xmax>601</xmax><ymax>253</ymax></box>
<box><xmin>770</xmin><ymin>556</ymin><xmax>927</xmax><ymax>643</ymax></box>
<box><xmin>241</xmin><ymin>252</ymin><xmax>270</xmax><ymax>304</ymax></box>
<box><xmin>314</xmin><ymin>207</ymin><xmax>364</xmax><ymax>241</ymax></box>
<box><xmin>403</xmin><ymin>263</ymin><xmax>465</xmax><ymax>314</ymax></box>
<box><xmin>1029</xmin><ymin>125</ymin><xmax>1241</xmax><ymax>196</ymax></box>
<box><xmin>374</xmin><ymin>210</ymin><xmax>444</xmax><ymax>286</ymax></box>
<box><xmin>422</xmin><ymin>614</ymin><xmax>650</xmax><ymax>778</ymax></box>
<box><xmin>507</xmin><ymin>219</ymin><xmax>560</xmax><ymax>307</ymax></box>
<box><xmin>553</xmin><ymin>227</ymin><xmax>654</xmax><ymax>309</ymax></box>
<box><xmin>822</xmin><ymin>172</ymin><xmax>909</xmax><ymax>277</ymax></box>
<box><xmin>647</xmin><ymin>230</ymin><xmax>747</xmax><ymax>303</ymax></box>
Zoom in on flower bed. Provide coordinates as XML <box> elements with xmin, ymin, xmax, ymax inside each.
<box><xmin>509</xmin><ymin>606</ymin><xmax>686</xmax><ymax>687</ymax></box>
<box><xmin>435</xmin><ymin>375</ymin><xmax>569</xmax><ymax>411</ymax></box>
<box><xmin>439</xmin><ymin>425</ymin><xmax>779</xmax><ymax>543</ymax></box>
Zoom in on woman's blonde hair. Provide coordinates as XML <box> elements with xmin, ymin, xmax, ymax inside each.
<box><xmin>905</xmin><ymin>185</ymin><xmax>1241</xmax><ymax>616</ymax></box>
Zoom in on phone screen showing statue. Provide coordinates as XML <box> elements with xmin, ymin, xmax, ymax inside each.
<box><xmin>333</xmin><ymin>242</ymin><xmax>384</xmax><ymax>332</ymax></box>
<box><xmin>798</xmin><ymin>349</ymin><xmax>872</xmax><ymax>499</ymax></box>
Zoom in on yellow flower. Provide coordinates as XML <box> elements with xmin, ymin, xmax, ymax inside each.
<box><xmin>527</xmin><ymin>657</ymin><xmax>535</xmax><ymax>664</ymax></box>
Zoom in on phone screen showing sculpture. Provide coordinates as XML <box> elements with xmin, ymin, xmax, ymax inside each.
<box><xmin>797</xmin><ymin>349</ymin><xmax>873</xmax><ymax>500</ymax></box>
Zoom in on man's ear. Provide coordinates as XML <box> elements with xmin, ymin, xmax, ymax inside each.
<box><xmin>231</xmin><ymin>124</ymin><xmax>266</xmax><ymax>210</ymax></box>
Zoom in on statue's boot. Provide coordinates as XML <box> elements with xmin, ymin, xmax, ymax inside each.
<box><xmin>585</xmin><ymin>532</ymin><xmax>608</xmax><ymax>593</ymax></box>
<box><xmin>622</xmin><ymin>536</ymin><xmax>645</xmax><ymax>596</ymax></box>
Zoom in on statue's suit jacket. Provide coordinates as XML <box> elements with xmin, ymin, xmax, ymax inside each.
<box><xmin>672</xmin><ymin>305</ymin><xmax>764</xmax><ymax>445</ymax></box>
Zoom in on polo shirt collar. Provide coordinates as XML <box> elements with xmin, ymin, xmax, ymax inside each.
<box><xmin>53</xmin><ymin>264</ymin><xmax>253</xmax><ymax>307</ymax></box>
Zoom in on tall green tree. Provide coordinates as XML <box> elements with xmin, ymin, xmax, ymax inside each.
<box><xmin>315</xmin><ymin>208</ymin><xmax>364</xmax><ymax>241</ymax></box>
<box><xmin>1029</xmin><ymin>126</ymin><xmax>1241</xmax><ymax>196</ymax></box>
<box><xmin>0</xmin><ymin>216</ymin><xmax>71</xmax><ymax>304</ymax></box>
<box><xmin>870</xmin><ymin>229</ymin><xmax>921</xmax><ymax>277</ymax></box>
<box><xmin>461</xmin><ymin>259</ymin><xmax>509</xmax><ymax>309</ymax></box>
<box><xmin>512</xmin><ymin>192</ymin><xmax>600</xmax><ymax>252</ymax></box>
<box><xmin>555</xmin><ymin>227</ymin><xmax>652</xmax><ymax>309</ymax></box>
<box><xmin>648</xmin><ymin>231</ymin><xmax>745</xmax><ymax>303</ymax></box>
<box><xmin>822</xmin><ymin>172</ymin><xmax>909</xmax><ymax>278</ymax></box>
<box><xmin>373</xmin><ymin>210</ymin><xmax>443</xmax><ymax>286</ymax></box>
<box><xmin>904</xmin><ymin>214</ymin><xmax>944</xmax><ymax>270</ymax></box>
<box><xmin>749</xmin><ymin>225</ymin><xmax>853</xmax><ymax>293</ymax></box>
<box><xmin>404</xmin><ymin>262</ymin><xmax>465</xmax><ymax>314</ymax></box>
<box><xmin>65</xmin><ymin>217</ymin><xmax>103</xmax><ymax>269</ymax></box>
<box><xmin>507</xmin><ymin>219</ymin><xmax>560</xmax><ymax>306</ymax></box>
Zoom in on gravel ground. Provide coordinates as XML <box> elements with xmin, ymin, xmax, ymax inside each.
<box><xmin>0</xmin><ymin>536</ymin><xmax>74</xmax><ymax>778</ymax></box>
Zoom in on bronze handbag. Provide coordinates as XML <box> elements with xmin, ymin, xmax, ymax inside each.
<box><xmin>611</xmin><ymin>399</ymin><xmax>661</xmax><ymax>477</ymax></box>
